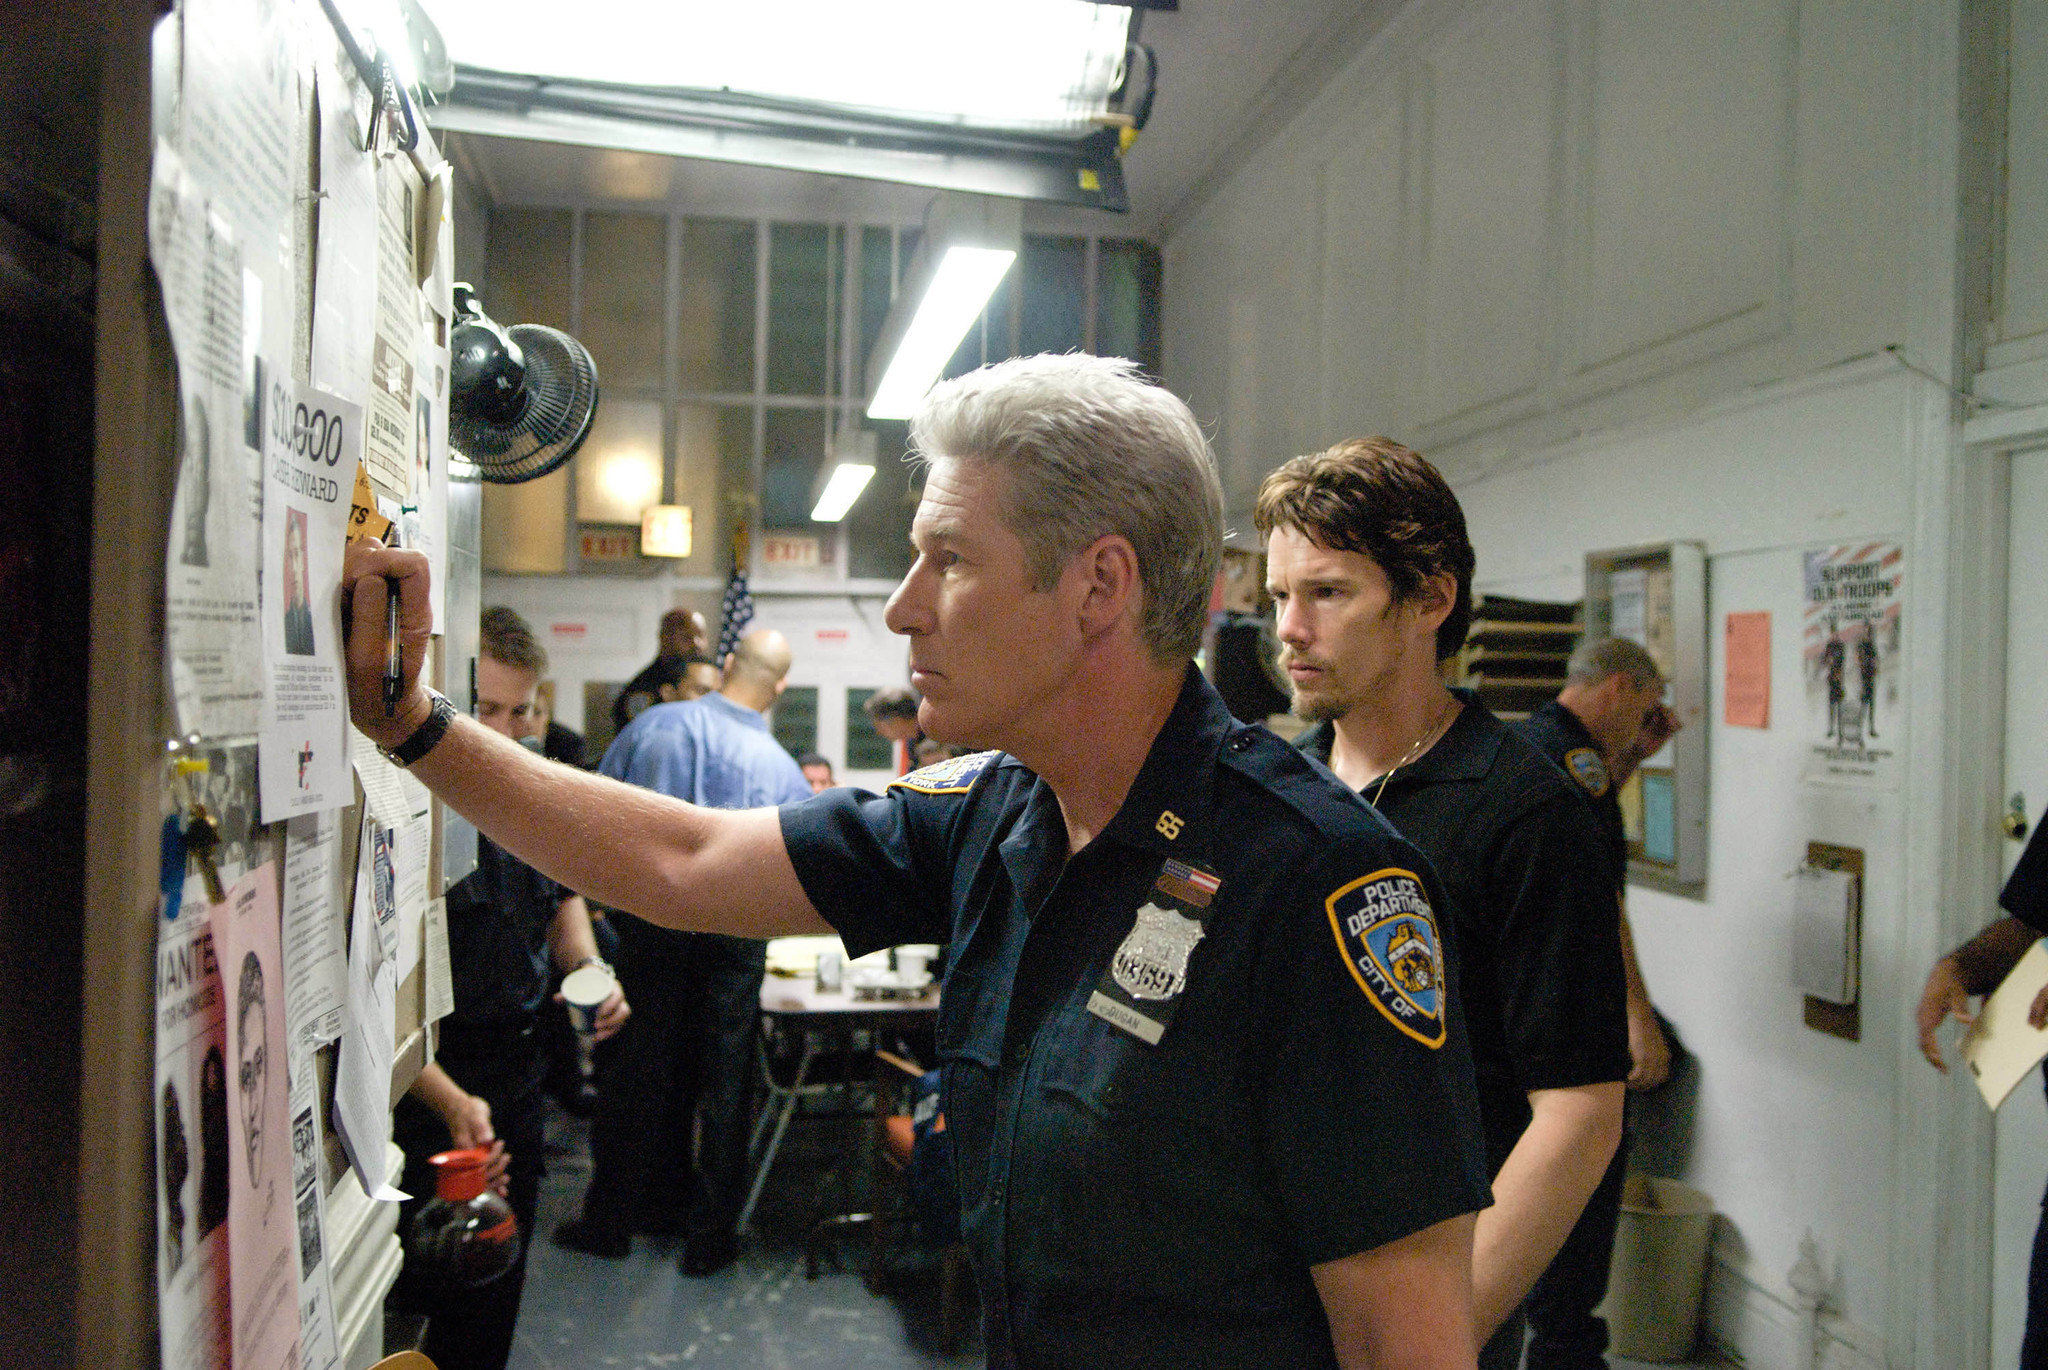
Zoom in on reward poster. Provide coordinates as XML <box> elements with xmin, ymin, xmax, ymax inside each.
<box><xmin>1803</xmin><ymin>542</ymin><xmax>1905</xmax><ymax>787</ymax></box>
<box><xmin>258</xmin><ymin>376</ymin><xmax>355</xmax><ymax>820</ymax></box>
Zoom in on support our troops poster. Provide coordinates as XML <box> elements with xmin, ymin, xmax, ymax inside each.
<box><xmin>1802</xmin><ymin>541</ymin><xmax>1905</xmax><ymax>787</ymax></box>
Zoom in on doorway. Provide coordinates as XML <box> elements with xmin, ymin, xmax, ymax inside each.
<box><xmin>1994</xmin><ymin>444</ymin><xmax>2048</xmax><ymax>1370</ymax></box>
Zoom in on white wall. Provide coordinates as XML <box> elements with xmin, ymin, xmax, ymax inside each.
<box><xmin>1164</xmin><ymin>0</ymin><xmax>1916</xmax><ymax>516</ymax></box>
<box><xmin>1459</xmin><ymin>365</ymin><xmax>1916</xmax><ymax>1359</ymax></box>
<box><xmin>1159</xmin><ymin>0</ymin><xmax>1968</xmax><ymax>1363</ymax></box>
<box><xmin>480</xmin><ymin>573</ymin><xmax>909</xmax><ymax>788</ymax></box>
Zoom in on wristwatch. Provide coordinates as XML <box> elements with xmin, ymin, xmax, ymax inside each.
<box><xmin>381</xmin><ymin>690</ymin><xmax>458</xmax><ymax>769</ymax></box>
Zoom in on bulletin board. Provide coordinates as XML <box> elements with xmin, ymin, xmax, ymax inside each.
<box><xmin>144</xmin><ymin>3</ymin><xmax>469</xmax><ymax>1367</ymax></box>
<box><xmin>1585</xmin><ymin>541</ymin><xmax>1710</xmax><ymax>894</ymax></box>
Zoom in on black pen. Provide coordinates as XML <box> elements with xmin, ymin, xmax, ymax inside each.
<box><xmin>383</xmin><ymin>526</ymin><xmax>403</xmax><ymax>717</ymax></box>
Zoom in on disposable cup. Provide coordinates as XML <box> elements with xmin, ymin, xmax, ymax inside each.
<box><xmin>895</xmin><ymin>946</ymin><xmax>931</xmax><ymax>983</ymax></box>
<box><xmin>560</xmin><ymin>965</ymin><xmax>616</xmax><ymax>1034</ymax></box>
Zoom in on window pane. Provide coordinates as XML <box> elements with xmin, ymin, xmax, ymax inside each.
<box><xmin>574</xmin><ymin>397</ymin><xmax>664</xmax><ymax>524</ymax></box>
<box><xmin>678</xmin><ymin>218</ymin><xmax>756</xmax><ymax>394</ymax></box>
<box><xmin>481</xmin><ymin>465</ymin><xmax>569</xmax><ymax>573</ymax></box>
<box><xmin>761</xmin><ymin>407</ymin><xmax>827</xmax><ymax>528</ymax></box>
<box><xmin>1018</xmin><ymin>234</ymin><xmax>1086</xmax><ymax>357</ymax></box>
<box><xmin>714</xmin><ymin>403</ymin><xmax>756</xmax><ymax>565</ymax></box>
<box><xmin>1096</xmin><ymin>238</ymin><xmax>1163</xmax><ymax>377</ymax></box>
<box><xmin>858</xmin><ymin>226</ymin><xmax>897</xmax><ymax>370</ymax></box>
<box><xmin>675</xmin><ymin>402</ymin><xmax>747</xmax><ymax>579</ymax></box>
<box><xmin>580</xmin><ymin>212</ymin><xmax>666</xmax><ymax>391</ymax></box>
<box><xmin>847</xmin><ymin>420</ymin><xmax>915</xmax><ymax>581</ymax></box>
<box><xmin>845</xmin><ymin>688</ymin><xmax>895</xmax><ymax>770</ymax></box>
<box><xmin>768</xmin><ymin>223</ymin><xmax>830</xmax><ymax>395</ymax></box>
<box><xmin>488</xmin><ymin>208</ymin><xmax>573</xmax><ymax>330</ymax></box>
<box><xmin>770</xmin><ymin>685</ymin><xmax>818</xmax><ymax>757</ymax></box>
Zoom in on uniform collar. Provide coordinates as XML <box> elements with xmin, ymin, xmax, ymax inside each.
<box><xmin>1095</xmin><ymin>664</ymin><xmax>1237</xmax><ymax>865</ymax></box>
<box><xmin>1295</xmin><ymin>687</ymin><xmax>1503</xmax><ymax>793</ymax></box>
<box><xmin>1531</xmin><ymin>698</ymin><xmax>1598</xmax><ymax>750</ymax></box>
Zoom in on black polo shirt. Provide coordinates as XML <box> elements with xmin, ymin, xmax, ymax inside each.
<box><xmin>1514</xmin><ymin>700</ymin><xmax>1628</xmax><ymax>894</ymax></box>
<box><xmin>1299</xmin><ymin>692</ymin><xmax>1629</xmax><ymax>1174</ymax></box>
<box><xmin>781</xmin><ymin>668</ymin><xmax>1490</xmax><ymax>1370</ymax></box>
<box><xmin>2005</xmin><ymin>824</ymin><xmax>2048</xmax><ymax>932</ymax></box>
<box><xmin>443</xmin><ymin>836</ymin><xmax>564</xmax><ymax>1030</ymax></box>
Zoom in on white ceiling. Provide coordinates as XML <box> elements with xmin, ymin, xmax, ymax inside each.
<box><xmin>435</xmin><ymin>0</ymin><xmax>1406</xmax><ymax>241</ymax></box>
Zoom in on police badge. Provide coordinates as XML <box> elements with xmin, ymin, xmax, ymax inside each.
<box><xmin>1087</xmin><ymin>860</ymin><xmax>1223</xmax><ymax>1045</ymax></box>
<box><xmin>1111</xmin><ymin>902</ymin><xmax>1205</xmax><ymax>1000</ymax></box>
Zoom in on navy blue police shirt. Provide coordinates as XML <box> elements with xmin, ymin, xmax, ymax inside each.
<box><xmin>443</xmin><ymin>835</ymin><xmax>564</xmax><ymax>1029</ymax></box>
<box><xmin>1514</xmin><ymin>700</ymin><xmax>1628</xmax><ymax>893</ymax></box>
<box><xmin>2006</xmin><ymin>823</ymin><xmax>2048</xmax><ymax>932</ymax></box>
<box><xmin>781</xmin><ymin>668</ymin><xmax>1490</xmax><ymax>1370</ymax></box>
<box><xmin>1300</xmin><ymin>693</ymin><xmax>1630</xmax><ymax>1176</ymax></box>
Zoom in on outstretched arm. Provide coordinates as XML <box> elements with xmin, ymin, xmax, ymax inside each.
<box><xmin>342</xmin><ymin>542</ymin><xmax>831</xmax><ymax>939</ymax></box>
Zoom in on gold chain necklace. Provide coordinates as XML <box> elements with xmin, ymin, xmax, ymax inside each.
<box><xmin>1370</xmin><ymin>693</ymin><xmax>1458</xmax><ymax>807</ymax></box>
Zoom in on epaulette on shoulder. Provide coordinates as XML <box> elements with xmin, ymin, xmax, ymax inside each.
<box><xmin>888</xmin><ymin>750</ymin><xmax>1003</xmax><ymax>795</ymax></box>
<box><xmin>1223</xmin><ymin>727</ymin><xmax>1394</xmax><ymax>840</ymax></box>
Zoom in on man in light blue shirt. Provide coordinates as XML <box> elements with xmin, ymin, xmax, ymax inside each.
<box><xmin>557</xmin><ymin>629</ymin><xmax>813</xmax><ymax>1275</ymax></box>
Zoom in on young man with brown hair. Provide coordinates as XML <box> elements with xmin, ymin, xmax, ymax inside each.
<box><xmin>1258</xmin><ymin>438</ymin><xmax>1628</xmax><ymax>1370</ymax></box>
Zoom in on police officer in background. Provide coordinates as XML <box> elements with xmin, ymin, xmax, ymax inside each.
<box><xmin>1918</xmin><ymin>820</ymin><xmax>2048</xmax><ymax>1368</ymax></box>
<box><xmin>343</xmin><ymin>354</ymin><xmax>1491</xmax><ymax>1369</ymax></box>
<box><xmin>1514</xmin><ymin>637</ymin><xmax>1679</xmax><ymax>1370</ymax></box>
<box><xmin>1261</xmin><ymin>438</ymin><xmax>1628</xmax><ymax>1370</ymax></box>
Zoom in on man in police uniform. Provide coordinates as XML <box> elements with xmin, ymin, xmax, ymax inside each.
<box><xmin>1918</xmin><ymin>820</ymin><xmax>2048</xmax><ymax>1367</ymax></box>
<box><xmin>344</xmin><ymin>355</ymin><xmax>1492</xmax><ymax>1369</ymax></box>
<box><xmin>1258</xmin><ymin>438</ymin><xmax>1629</xmax><ymax>1370</ymax></box>
<box><xmin>1514</xmin><ymin>637</ymin><xmax>1679</xmax><ymax>1370</ymax></box>
<box><xmin>390</xmin><ymin>607</ymin><xmax>628</xmax><ymax>1370</ymax></box>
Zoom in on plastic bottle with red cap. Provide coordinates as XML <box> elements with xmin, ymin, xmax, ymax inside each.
<box><xmin>405</xmin><ymin>1147</ymin><xmax>521</xmax><ymax>1287</ymax></box>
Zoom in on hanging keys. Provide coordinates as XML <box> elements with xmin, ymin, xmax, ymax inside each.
<box><xmin>185</xmin><ymin>801</ymin><xmax>227</xmax><ymax>905</ymax></box>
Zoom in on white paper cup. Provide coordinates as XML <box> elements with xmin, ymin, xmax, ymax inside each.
<box><xmin>895</xmin><ymin>947</ymin><xmax>931</xmax><ymax>982</ymax></box>
<box><xmin>560</xmin><ymin>965</ymin><xmax>617</xmax><ymax>1034</ymax></box>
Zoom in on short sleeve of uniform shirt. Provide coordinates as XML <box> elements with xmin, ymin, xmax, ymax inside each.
<box><xmin>2005</xmin><ymin>823</ymin><xmax>2048</xmax><ymax>933</ymax></box>
<box><xmin>1253</xmin><ymin>834</ymin><xmax>1491</xmax><ymax>1262</ymax></box>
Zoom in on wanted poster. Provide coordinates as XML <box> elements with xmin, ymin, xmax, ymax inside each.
<box><xmin>212</xmin><ymin>863</ymin><xmax>305</xmax><ymax>1370</ymax></box>
<box><xmin>152</xmin><ymin>148</ymin><xmax>265</xmax><ymax>740</ymax></box>
<box><xmin>1803</xmin><ymin>542</ymin><xmax>1905</xmax><ymax>787</ymax></box>
<box><xmin>154</xmin><ymin>894</ymin><xmax>232</xmax><ymax>1370</ymax></box>
<box><xmin>258</xmin><ymin>377</ymin><xmax>357</xmax><ymax>820</ymax></box>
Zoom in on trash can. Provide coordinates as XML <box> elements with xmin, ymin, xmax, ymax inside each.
<box><xmin>1596</xmin><ymin>1174</ymin><xmax>1716</xmax><ymax>1362</ymax></box>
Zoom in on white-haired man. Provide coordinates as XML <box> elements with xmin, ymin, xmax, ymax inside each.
<box><xmin>346</xmin><ymin>354</ymin><xmax>1491</xmax><ymax>1370</ymax></box>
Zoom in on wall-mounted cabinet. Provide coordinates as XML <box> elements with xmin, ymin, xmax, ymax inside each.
<box><xmin>1586</xmin><ymin>541</ymin><xmax>1708</xmax><ymax>894</ymax></box>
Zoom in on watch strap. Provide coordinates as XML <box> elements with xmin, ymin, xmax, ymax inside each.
<box><xmin>383</xmin><ymin>690</ymin><xmax>458</xmax><ymax>768</ymax></box>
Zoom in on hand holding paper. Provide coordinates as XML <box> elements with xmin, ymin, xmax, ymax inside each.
<box><xmin>1959</xmin><ymin>941</ymin><xmax>2048</xmax><ymax>1109</ymax></box>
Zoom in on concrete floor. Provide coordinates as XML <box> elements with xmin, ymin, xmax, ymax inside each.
<box><xmin>507</xmin><ymin>1096</ymin><xmax>1722</xmax><ymax>1370</ymax></box>
<box><xmin>510</xmin><ymin>1096</ymin><xmax>980</xmax><ymax>1369</ymax></box>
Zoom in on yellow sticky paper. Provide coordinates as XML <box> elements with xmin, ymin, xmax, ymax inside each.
<box><xmin>1962</xmin><ymin>940</ymin><xmax>2048</xmax><ymax>1110</ymax></box>
<box><xmin>346</xmin><ymin>461</ymin><xmax>394</xmax><ymax>545</ymax></box>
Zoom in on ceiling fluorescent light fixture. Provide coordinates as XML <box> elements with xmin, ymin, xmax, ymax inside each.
<box><xmin>425</xmin><ymin>0</ymin><xmax>1131</xmax><ymax>134</ymax></box>
<box><xmin>811</xmin><ymin>463</ymin><xmax>877</xmax><ymax>523</ymax></box>
<box><xmin>866</xmin><ymin>194</ymin><xmax>1022</xmax><ymax>421</ymax></box>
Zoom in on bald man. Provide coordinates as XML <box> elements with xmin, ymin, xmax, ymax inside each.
<box><xmin>558</xmin><ymin>629</ymin><xmax>814</xmax><ymax>1275</ymax></box>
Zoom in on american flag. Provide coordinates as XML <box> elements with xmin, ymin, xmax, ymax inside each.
<box><xmin>717</xmin><ymin>549</ymin><xmax>754</xmax><ymax>662</ymax></box>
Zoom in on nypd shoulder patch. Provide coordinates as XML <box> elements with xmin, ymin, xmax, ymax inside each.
<box><xmin>888</xmin><ymin>750</ymin><xmax>1001</xmax><ymax>795</ymax></box>
<box><xmin>1563</xmin><ymin>746</ymin><xmax>1611</xmax><ymax>797</ymax></box>
<box><xmin>1325</xmin><ymin>868</ymin><xmax>1446</xmax><ymax>1048</ymax></box>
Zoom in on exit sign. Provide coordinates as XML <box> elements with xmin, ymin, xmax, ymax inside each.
<box><xmin>579</xmin><ymin>527</ymin><xmax>638</xmax><ymax>562</ymax></box>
